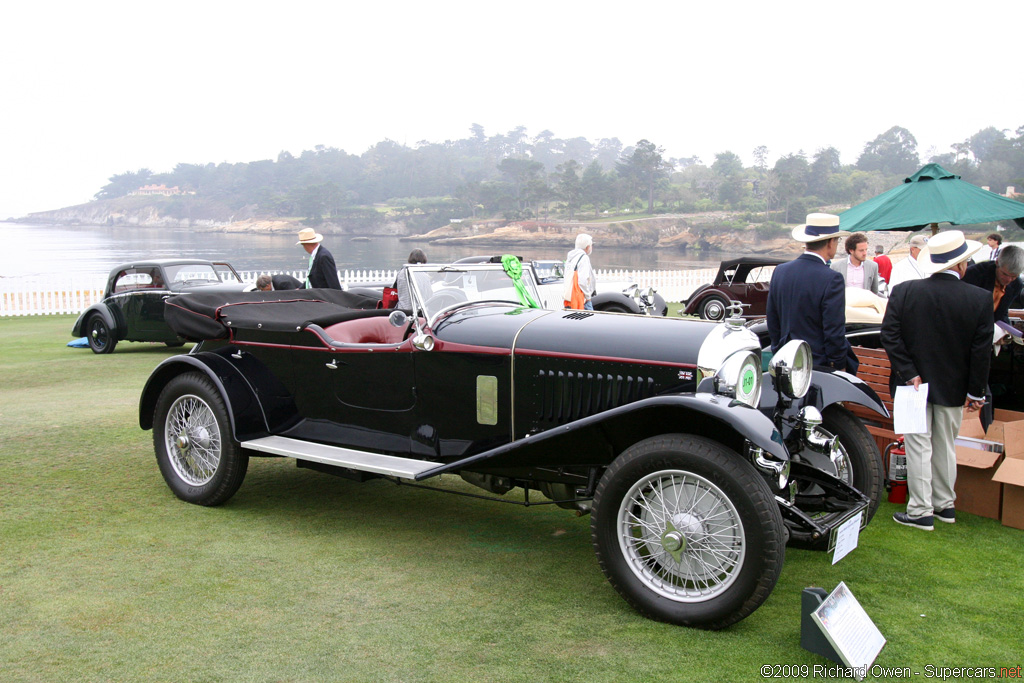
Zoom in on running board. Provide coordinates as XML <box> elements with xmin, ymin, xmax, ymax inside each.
<box><xmin>240</xmin><ymin>436</ymin><xmax>438</xmax><ymax>479</ymax></box>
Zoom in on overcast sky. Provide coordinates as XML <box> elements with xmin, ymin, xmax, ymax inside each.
<box><xmin>2</xmin><ymin>1</ymin><xmax>1022</xmax><ymax>219</ymax></box>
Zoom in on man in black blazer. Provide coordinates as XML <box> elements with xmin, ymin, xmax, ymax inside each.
<box><xmin>963</xmin><ymin>245</ymin><xmax>1024</xmax><ymax>323</ymax></box>
<box><xmin>297</xmin><ymin>228</ymin><xmax>342</xmax><ymax>289</ymax></box>
<box><xmin>767</xmin><ymin>213</ymin><xmax>857</xmax><ymax>372</ymax></box>
<box><xmin>881</xmin><ymin>230</ymin><xmax>992</xmax><ymax>531</ymax></box>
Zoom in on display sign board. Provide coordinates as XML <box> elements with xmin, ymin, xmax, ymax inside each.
<box><xmin>831</xmin><ymin>511</ymin><xmax>862</xmax><ymax>565</ymax></box>
<box><xmin>810</xmin><ymin>582</ymin><xmax>886</xmax><ymax>680</ymax></box>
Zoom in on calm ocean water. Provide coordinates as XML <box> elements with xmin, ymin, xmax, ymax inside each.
<box><xmin>0</xmin><ymin>221</ymin><xmax>734</xmax><ymax>285</ymax></box>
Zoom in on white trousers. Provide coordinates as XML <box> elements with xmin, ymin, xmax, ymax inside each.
<box><xmin>902</xmin><ymin>403</ymin><xmax>961</xmax><ymax>518</ymax></box>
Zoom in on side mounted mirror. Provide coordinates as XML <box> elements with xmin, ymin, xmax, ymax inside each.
<box><xmin>388</xmin><ymin>310</ymin><xmax>408</xmax><ymax>327</ymax></box>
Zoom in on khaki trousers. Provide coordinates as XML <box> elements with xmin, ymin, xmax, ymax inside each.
<box><xmin>903</xmin><ymin>403</ymin><xmax>961</xmax><ymax>518</ymax></box>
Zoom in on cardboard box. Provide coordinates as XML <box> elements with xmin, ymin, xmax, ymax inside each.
<box><xmin>985</xmin><ymin>409</ymin><xmax>1024</xmax><ymax>457</ymax></box>
<box><xmin>958</xmin><ymin>408</ymin><xmax>985</xmax><ymax>438</ymax></box>
<box><xmin>954</xmin><ymin>442</ymin><xmax>1004</xmax><ymax>520</ymax></box>
<box><xmin>992</xmin><ymin>451</ymin><xmax>1024</xmax><ymax>530</ymax></box>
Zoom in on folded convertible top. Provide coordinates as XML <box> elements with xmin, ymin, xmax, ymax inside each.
<box><xmin>164</xmin><ymin>289</ymin><xmax>381</xmax><ymax>341</ymax></box>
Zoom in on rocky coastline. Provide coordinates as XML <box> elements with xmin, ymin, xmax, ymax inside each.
<box><xmin>20</xmin><ymin>201</ymin><xmax>916</xmax><ymax>258</ymax></box>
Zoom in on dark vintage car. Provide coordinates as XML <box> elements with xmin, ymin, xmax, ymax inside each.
<box><xmin>139</xmin><ymin>262</ymin><xmax>886</xmax><ymax>629</ymax></box>
<box><xmin>683</xmin><ymin>257</ymin><xmax>787</xmax><ymax>321</ymax></box>
<box><xmin>72</xmin><ymin>259</ymin><xmax>249</xmax><ymax>354</ymax></box>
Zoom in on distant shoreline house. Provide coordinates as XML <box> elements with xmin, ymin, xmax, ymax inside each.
<box><xmin>132</xmin><ymin>184</ymin><xmax>187</xmax><ymax>196</ymax></box>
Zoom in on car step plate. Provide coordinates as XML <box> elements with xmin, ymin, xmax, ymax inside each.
<box><xmin>241</xmin><ymin>436</ymin><xmax>437</xmax><ymax>479</ymax></box>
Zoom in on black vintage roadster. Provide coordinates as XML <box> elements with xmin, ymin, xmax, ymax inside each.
<box><xmin>139</xmin><ymin>261</ymin><xmax>886</xmax><ymax>629</ymax></box>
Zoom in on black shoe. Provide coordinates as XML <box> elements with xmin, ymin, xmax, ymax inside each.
<box><xmin>934</xmin><ymin>508</ymin><xmax>956</xmax><ymax>524</ymax></box>
<box><xmin>893</xmin><ymin>512</ymin><xmax>934</xmax><ymax>531</ymax></box>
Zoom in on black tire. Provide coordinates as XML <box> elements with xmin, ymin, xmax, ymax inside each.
<box><xmin>591</xmin><ymin>434</ymin><xmax>785</xmax><ymax>629</ymax></box>
<box><xmin>86</xmin><ymin>314</ymin><xmax>117</xmax><ymax>354</ymax></box>
<box><xmin>698</xmin><ymin>296</ymin><xmax>729</xmax><ymax>321</ymax></box>
<box><xmin>152</xmin><ymin>372</ymin><xmax>248</xmax><ymax>506</ymax></box>
<box><xmin>165</xmin><ymin>341</ymin><xmax>186</xmax><ymax>348</ymax></box>
<box><xmin>819</xmin><ymin>405</ymin><xmax>884</xmax><ymax>523</ymax></box>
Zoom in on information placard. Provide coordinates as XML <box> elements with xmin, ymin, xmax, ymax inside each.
<box><xmin>831</xmin><ymin>511</ymin><xmax>862</xmax><ymax>565</ymax></box>
<box><xmin>811</xmin><ymin>582</ymin><xmax>886</xmax><ymax>680</ymax></box>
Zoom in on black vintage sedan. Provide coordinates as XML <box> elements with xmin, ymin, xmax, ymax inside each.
<box><xmin>139</xmin><ymin>262</ymin><xmax>886</xmax><ymax>629</ymax></box>
<box><xmin>72</xmin><ymin>259</ymin><xmax>249</xmax><ymax>354</ymax></box>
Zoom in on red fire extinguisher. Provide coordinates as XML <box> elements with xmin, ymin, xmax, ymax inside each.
<box><xmin>884</xmin><ymin>440</ymin><xmax>908</xmax><ymax>504</ymax></box>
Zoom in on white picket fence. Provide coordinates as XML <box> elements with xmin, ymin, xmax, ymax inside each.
<box><xmin>0</xmin><ymin>267</ymin><xmax>717</xmax><ymax>316</ymax></box>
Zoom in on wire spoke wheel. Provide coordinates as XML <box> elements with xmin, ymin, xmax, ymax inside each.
<box><xmin>823</xmin><ymin>405</ymin><xmax>882</xmax><ymax>523</ymax></box>
<box><xmin>164</xmin><ymin>393</ymin><xmax>222</xmax><ymax>486</ymax></box>
<box><xmin>153</xmin><ymin>372</ymin><xmax>247</xmax><ymax>506</ymax></box>
<box><xmin>618</xmin><ymin>470</ymin><xmax>744</xmax><ymax>602</ymax></box>
<box><xmin>592</xmin><ymin>434</ymin><xmax>784</xmax><ymax>629</ymax></box>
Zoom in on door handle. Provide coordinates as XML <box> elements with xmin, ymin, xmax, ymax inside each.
<box><xmin>326</xmin><ymin>360</ymin><xmax>338</xmax><ymax>370</ymax></box>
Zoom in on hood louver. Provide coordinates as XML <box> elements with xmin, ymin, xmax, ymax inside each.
<box><xmin>537</xmin><ymin>369</ymin><xmax>654</xmax><ymax>422</ymax></box>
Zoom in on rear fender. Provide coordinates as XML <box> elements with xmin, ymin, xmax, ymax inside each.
<box><xmin>139</xmin><ymin>351</ymin><xmax>282</xmax><ymax>440</ymax></box>
<box><xmin>72</xmin><ymin>303</ymin><xmax>118</xmax><ymax>338</ymax></box>
<box><xmin>416</xmin><ymin>393</ymin><xmax>787</xmax><ymax>480</ymax></box>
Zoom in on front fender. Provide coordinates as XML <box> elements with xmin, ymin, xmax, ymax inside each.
<box><xmin>139</xmin><ymin>351</ymin><xmax>277</xmax><ymax>440</ymax></box>
<box><xmin>416</xmin><ymin>392</ymin><xmax>787</xmax><ymax>480</ymax></box>
<box><xmin>682</xmin><ymin>285</ymin><xmax>722</xmax><ymax>314</ymax></box>
<box><xmin>759</xmin><ymin>369</ymin><xmax>889</xmax><ymax>421</ymax></box>
<box><xmin>72</xmin><ymin>303</ymin><xmax>117</xmax><ymax>337</ymax></box>
<box><xmin>592</xmin><ymin>291</ymin><xmax>641</xmax><ymax>313</ymax></box>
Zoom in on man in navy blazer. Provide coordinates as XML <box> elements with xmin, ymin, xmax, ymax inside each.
<box><xmin>882</xmin><ymin>231</ymin><xmax>992</xmax><ymax>531</ymax></box>
<box><xmin>297</xmin><ymin>228</ymin><xmax>342</xmax><ymax>289</ymax></box>
<box><xmin>767</xmin><ymin>213</ymin><xmax>856</xmax><ymax>372</ymax></box>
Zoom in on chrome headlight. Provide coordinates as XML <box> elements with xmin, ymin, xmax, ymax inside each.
<box><xmin>714</xmin><ymin>351</ymin><xmax>762</xmax><ymax>407</ymax></box>
<box><xmin>769</xmin><ymin>340</ymin><xmax>812</xmax><ymax>398</ymax></box>
<box><xmin>631</xmin><ymin>285</ymin><xmax>655</xmax><ymax>309</ymax></box>
<box><xmin>412</xmin><ymin>333</ymin><xmax>435</xmax><ymax>351</ymax></box>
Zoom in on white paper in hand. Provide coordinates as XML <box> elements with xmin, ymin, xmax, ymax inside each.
<box><xmin>893</xmin><ymin>383</ymin><xmax>929</xmax><ymax>434</ymax></box>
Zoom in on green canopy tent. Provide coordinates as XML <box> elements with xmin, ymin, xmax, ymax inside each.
<box><xmin>839</xmin><ymin>163</ymin><xmax>1024</xmax><ymax>234</ymax></box>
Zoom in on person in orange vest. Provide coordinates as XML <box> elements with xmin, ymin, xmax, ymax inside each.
<box><xmin>562</xmin><ymin>234</ymin><xmax>595</xmax><ymax>310</ymax></box>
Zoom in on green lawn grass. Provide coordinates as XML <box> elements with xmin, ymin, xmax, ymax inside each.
<box><xmin>1</xmin><ymin>315</ymin><xmax>1020</xmax><ymax>682</ymax></box>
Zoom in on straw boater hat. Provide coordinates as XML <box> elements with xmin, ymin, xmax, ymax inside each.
<box><xmin>917</xmin><ymin>230</ymin><xmax>982</xmax><ymax>275</ymax></box>
<box><xmin>792</xmin><ymin>213</ymin><xmax>850</xmax><ymax>243</ymax></box>
<box><xmin>296</xmin><ymin>228</ymin><xmax>323</xmax><ymax>245</ymax></box>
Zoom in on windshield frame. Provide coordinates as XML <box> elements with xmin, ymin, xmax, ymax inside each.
<box><xmin>406</xmin><ymin>263</ymin><xmax>543</xmax><ymax>326</ymax></box>
<box><xmin>163</xmin><ymin>263</ymin><xmax>223</xmax><ymax>285</ymax></box>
